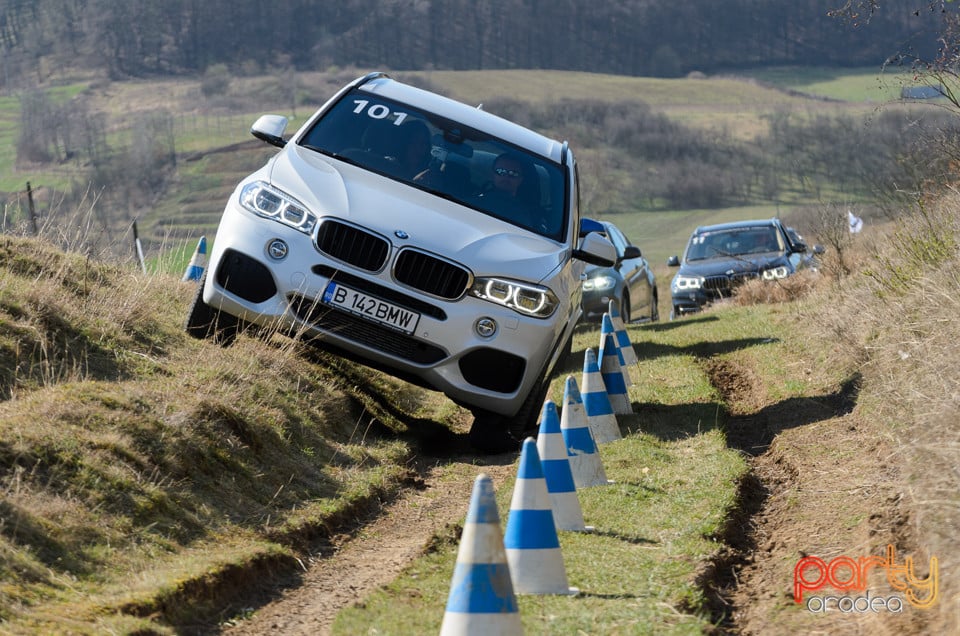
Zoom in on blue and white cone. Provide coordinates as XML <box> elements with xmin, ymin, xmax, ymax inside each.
<box><xmin>601</xmin><ymin>313</ymin><xmax>633</xmax><ymax>387</ymax></box>
<box><xmin>181</xmin><ymin>235</ymin><xmax>207</xmax><ymax>282</ymax></box>
<box><xmin>599</xmin><ymin>317</ymin><xmax>632</xmax><ymax>415</ymax></box>
<box><xmin>560</xmin><ymin>376</ymin><xmax>611</xmax><ymax>488</ymax></box>
<box><xmin>440</xmin><ymin>473</ymin><xmax>522</xmax><ymax>636</ymax></box>
<box><xmin>581</xmin><ymin>348</ymin><xmax>622</xmax><ymax>444</ymax></box>
<box><xmin>608</xmin><ymin>299</ymin><xmax>639</xmax><ymax>366</ymax></box>
<box><xmin>536</xmin><ymin>401</ymin><xmax>589</xmax><ymax>532</ymax></box>
<box><xmin>505</xmin><ymin>438</ymin><xmax>578</xmax><ymax>595</ymax></box>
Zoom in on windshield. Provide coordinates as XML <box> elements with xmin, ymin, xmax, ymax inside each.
<box><xmin>297</xmin><ymin>88</ymin><xmax>567</xmax><ymax>241</ymax></box>
<box><xmin>685</xmin><ymin>226</ymin><xmax>783</xmax><ymax>262</ymax></box>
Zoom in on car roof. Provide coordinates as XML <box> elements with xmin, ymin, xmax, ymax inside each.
<box><xmin>358</xmin><ymin>74</ymin><xmax>565</xmax><ymax>162</ymax></box>
<box><xmin>693</xmin><ymin>218</ymin><xmax>781</xmax><ymax>234</ymax></box>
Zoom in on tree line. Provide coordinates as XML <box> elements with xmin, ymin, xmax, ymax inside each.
<box><xmin>0</xmin><ymin>0</ymin><xmax>950</xmax><ymax>88</ymax></box>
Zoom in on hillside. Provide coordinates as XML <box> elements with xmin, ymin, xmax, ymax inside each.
<box><xmin>4</xmin><ymin>66</ymin><xmax>951</xmax><ymax>265</ymax></box>
<box><xmin>1</xmin><ymin>181</ymin><xmax>957</xmax><ymax>633</ymax></box>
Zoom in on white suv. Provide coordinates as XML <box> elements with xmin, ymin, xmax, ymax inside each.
<box><xmin>185</xmin><ymin>72</ymin><xmax>615</xmax><ymax>451</ymax></box>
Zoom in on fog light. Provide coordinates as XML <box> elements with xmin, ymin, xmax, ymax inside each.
<box><xmin>475</xmin><ymin>317</ymin><xmax>497</xmax><ymax>338</ymax></box>
<box><xmin>267</xmin><ymin>238</ymin><xmax>288</xmax><ymax>260</ymax></box>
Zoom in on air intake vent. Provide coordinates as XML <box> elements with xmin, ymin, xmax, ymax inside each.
<box><xmin>394</xmin><ymin>249</ymin><xmax>470</xmax><ymax>299</ymax></box>
<box><xmin>315</xmin><ymin>220</ymin><xmax>389</xmax><ymax>271</ymax></box>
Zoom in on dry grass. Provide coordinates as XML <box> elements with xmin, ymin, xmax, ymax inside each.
<box><xmin>734</xmin><ymin>269</ymin><xmax>827</xmax><ymax>307</ymax></box>
<box><xmin>799</xmin><ymin>194</ymin><xmax>960</xmax><ymax>633</ymax></box>
<box><xmin>0</xmin><ymin>216</ymin><xmax>453</xmax><ymax>632</ymax></box>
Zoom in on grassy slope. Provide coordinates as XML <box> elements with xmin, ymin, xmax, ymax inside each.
<box><xmin>0</xmin><ymin>233</ymin><xmax>453</xmax><ymax>633</ymax></box>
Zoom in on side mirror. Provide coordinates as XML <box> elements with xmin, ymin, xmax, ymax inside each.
<box><xmin>812</xmin><ymin>244</ymin><xmax>825</xmax><ymax>255</ymax></box>
<box><xmin>623</xmin><ymin>245</ymin><xmax>641</xmax><ymax>259</ymax></box>
<box><xmin>573</xmin><ymin>232</ymin><xmax>616</xmax><ymax>267</ymax></box>
<box><xmin>251</xmin><ymin>114</ymin><xmax>289</xmax><ymax>148</ymax></box>
<box><xmin>790</xmin><ymin>241</ymin><xmax>808</xmax><ymax>254</ymax></box>
<box><xmin>666</xmin><ymin>255</ymin><xmax>680</xmax><ymax>267</ymax></box>
<box><xmin>579</xmin><ymin>217</ymin><xmax>605</xmax><ymax>238</ymax></box>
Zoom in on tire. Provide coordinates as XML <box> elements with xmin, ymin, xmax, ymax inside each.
<box><xmin>468</xmin><ymin>359</ymin><xmax>554</xmax><ymax>454</ymax></box>
<box><xmin>467</xmin><ymin>411</ymin><xmax>519</xmax><ymax>454</ymax></box>
<box><xmin>184</xmin><ymin>273</ymin><xmax>240</xmax><ymax>346</ymax></box>
<box><xmin>650</xmin><ymin>290</ymin><xmax>660</xmax><ymax>322</ymax></box>
<box><xmin>620</xmin><ymin>293</ymin><xmax>631</xmax><ymax>324</ymax></box>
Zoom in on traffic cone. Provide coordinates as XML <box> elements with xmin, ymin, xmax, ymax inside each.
<box><xmin>440</xmin><ymin>473</ymin><xmax>522</xmax><ymax>635</ymax></box>
<box><xmin>560</xmin><ymin>376</ymin><xmax>611</xmax><ymax>488</ymax></box>
<box><xmin>504</xmin><ymin>438</ymin><xmax>578</xmax><ymax>595</ymax></box>
<box><xmin>608</xmin><ymin>299</ymin><xmax>639</xmax><ymax>366</ymax></box>
<box><xmin>581</xmin><ymin>348</ymin><xmax>622</xmax><ymax>443</ymax></box>
<box><xmin>601</xmin><ymin>312</ymin><xmax>633</xmax><ymax>387</ymax></box>
<box><xmin>181</xmin><ymin>235</ymin><xmax>207</xmax><ymax>282</ymax></box>
<box><xmin>536</xmin><ymin>401</ymin><xmax>589</xmax><ymax>532</ymax></box>
<box><xmin>599</xmin><ymin>316</ymin><xmax>632</xmax><ymax>415</ymax></box>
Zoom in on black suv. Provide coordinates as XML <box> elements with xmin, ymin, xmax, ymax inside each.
<box><xmin>666</xmin><ymin>218</ymin><xmax>812</xmax><ymax>318</ymax></box>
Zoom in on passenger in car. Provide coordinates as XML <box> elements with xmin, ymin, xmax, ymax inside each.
<box><xmin>394</xmin><ymin>120</ymin><xmax>432</xmax><ymax>180</ymax></box>
<box><xmin>479</xmin><ymin>152</ymin><xmax>543</xmax><ymax>229</ymax></box>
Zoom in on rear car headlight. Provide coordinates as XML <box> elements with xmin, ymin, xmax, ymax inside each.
<box><xmin>583</xmin><ymin>275</ymin><xmax>616</xmax><ymax>291</ymax></box>
<box><xmin>240</xmin><ymin>181</ymin><xmax>318</xmax><ymax>235</ymax></box>
<box><xmin>762</xmin><ymin>266</ymin><xmax>789</xmax><ymax>280</ymax></box>
<box><xmin>470</xmin><ymin>277</ymin><xmax>559</xmax><ymax>318</ymax></box>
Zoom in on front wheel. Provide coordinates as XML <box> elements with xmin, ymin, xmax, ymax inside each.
<box><xmin>620</xmin><ymin>294</ymin><xmax>631</xmax><ymax>324</ymax></box>
<box><xmin>468</xmin><ymin>372</ymin><xmax>551</xmax><ymax>454</ymax></box>
<box><xmin>650</xmin><ymin>290</ymin><xmax>660</xmax><ymax>322</ymax></box>
<box><xmin>184</xmin><ymin>274</ymin><xmax>240</xmax><ymax>346</ymax></box>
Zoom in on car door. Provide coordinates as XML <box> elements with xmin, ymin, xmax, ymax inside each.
<box><xmin>608</xmin><ymin>224</ymin><xmax>650</xmax><ymax>313</ymax></box>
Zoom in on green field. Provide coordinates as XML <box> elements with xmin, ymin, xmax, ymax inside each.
<box><xmin>731</xmin><ymin>65</ymin><xmax>929</xmax><ymax>101</ymax></box>
<box><xmin>0</xmin><ymin>65</ymin><xmax>918</xmax><ymax>269</ymax></box>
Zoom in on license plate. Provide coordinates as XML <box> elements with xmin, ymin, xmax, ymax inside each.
<box><xmin>321</xmin><ymin>281</ymin><xmax>420</xmax><ymax>334</ymax></box>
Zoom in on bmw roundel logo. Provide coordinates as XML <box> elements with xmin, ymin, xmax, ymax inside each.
<box><xmin>395</xmin><ymin>230</ymin><xmax>409</xmax><ymax>239</ymax></box>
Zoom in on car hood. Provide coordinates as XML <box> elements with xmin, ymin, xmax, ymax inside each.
<box><xmin>677</xmin><ymin>253</ymin><xmax>788</xmax><ymax>278</ymax></box>
<box><xmin>266</xmin><ymin>146</ymin><xmax>568</xmax><ymax>283</ymax></box>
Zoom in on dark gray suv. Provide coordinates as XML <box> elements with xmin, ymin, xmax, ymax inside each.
<box><xmin>666</xmin><ymin>218</ymin><xmax>813</xmax><ymax>318</ymax></box>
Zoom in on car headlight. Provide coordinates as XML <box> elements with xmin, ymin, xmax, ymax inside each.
<box><xmin>762</xmin><ymin>266</ymin><xmax>789</xmax><ymax>280</ymax></box>
<box><xmin>469</xmin><ymin>277</ymin><xmax>559</xmax><ymax>318</ymax></box>
<box><xmin>240</xmin><ymin>181</ymin><xmax>318</xmax><ymax>235</ymax></box>
<box><xmin>583</xmin><ymin>275</ymin><xmax>616</xmax><ymax>291</ymax></box>
<box><xmin>672</xmin><ymin>274</ymin><xmax>703</xmax><ymax>291</ymax></box>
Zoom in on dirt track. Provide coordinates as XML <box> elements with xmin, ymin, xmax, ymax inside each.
<box><xmin>219</xmin><ymin>451</ymin><xmax>517</xmax><ymax>635</ymax></box>
<box><xmin>702</xmin><ymin>360</ymin><xmax>927</xmax><ymax>636</ymax></box>
<box><xmin>218</xmin><ymin>356</ymin><xmax>927</xmax><ymax>636</ymax></box>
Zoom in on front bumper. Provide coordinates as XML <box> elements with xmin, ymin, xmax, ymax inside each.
<box><xmin>203</xmin><ymin>202</ymin><xmax>566</xmax><ymax>416</ymax></box>
<box><xmin>671</xmin><ymin>288</ymin><xmax>709</xmax><ymax>316</ymax></box>
<box><xmin>581</xmin><ymin>290</ymin><xmax>618</xmax><ymax>322</ymax></box>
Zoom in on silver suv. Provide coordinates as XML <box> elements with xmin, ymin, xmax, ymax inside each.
<box><xmin>185</xmin><ymin>72</ymin><xmax>615</xmax><ymax>451</ymax></box>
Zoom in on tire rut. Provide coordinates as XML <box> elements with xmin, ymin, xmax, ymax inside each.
<box><xmin>215</xmin><ymin>449</ymin><xmax>516</xmax><ymax>636</ymax></box>
<box><xmin>697</xmin><ymin>357</ymin><xmax>863</xmax><ymax>633</ymax></box>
